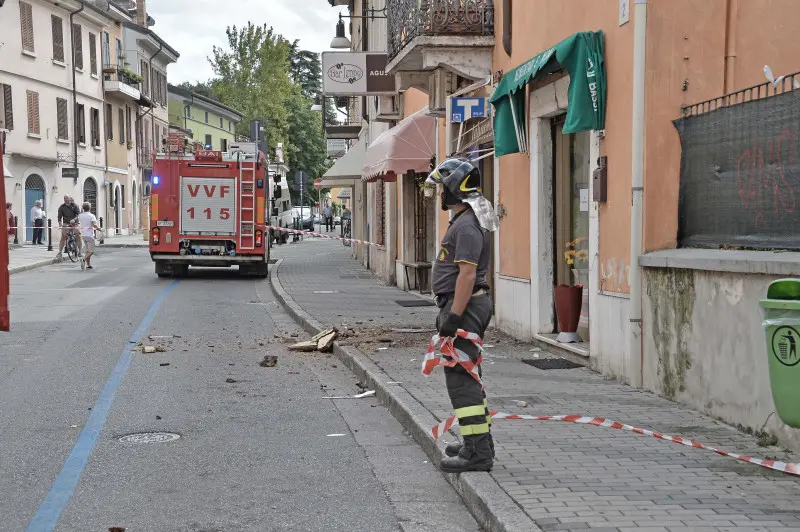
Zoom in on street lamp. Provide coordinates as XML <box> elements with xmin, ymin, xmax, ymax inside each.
<box><xmin>310</xmin><ymin>96</ymin><xmax>323</xmax><ymax>112</ymax></box>
<box><xmin>330</xmin><ymin>17</ymin><xmax>351</xmax><ymax>49</ymax></box>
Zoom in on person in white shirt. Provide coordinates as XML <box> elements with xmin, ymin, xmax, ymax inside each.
<box><xmin>77</xmin><ymin>202</ymin><xmax>101</xmax><ymax>270</ymax></box>
<box><xmin>30</xmin><ymin>200</ymin><xmax>45</xmax><ymax>245</ymax></box>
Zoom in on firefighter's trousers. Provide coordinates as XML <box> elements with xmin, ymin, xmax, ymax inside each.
<box><xmin>437</xmin><ymin>292</ymin><xmax>493</xmax><ymax>440</ymax></box>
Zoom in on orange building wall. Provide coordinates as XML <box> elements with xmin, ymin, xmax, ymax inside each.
<box><xmin>643</xmin><ymin>0</ymin><xmax>800</xmax><ymax>253</ymax></box>
<box><xmin>493</xmin><ymin>0</ymin><xmax>635</xmax><ymax>288</ymax></box>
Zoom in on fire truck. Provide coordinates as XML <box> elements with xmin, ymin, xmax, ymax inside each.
<box><xmin>149</xmin><ymin>142</ymin><xmax>272</xmax><ymax>278</ymax></box>
<box><xmin>0</xmin><ymin>142</ymin><xmax>9</xmax><ymax>331</ymax></box>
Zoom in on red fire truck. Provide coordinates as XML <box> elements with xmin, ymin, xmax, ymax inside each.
<box><xmin>149</xmin><ymin>142</ymin><xmax>272</xmax><ymax>278</ymax></box>
<box><xmin>0</xmin><ymin>142</ymin><xmax>9</xmax><ymax>331</ymax></box>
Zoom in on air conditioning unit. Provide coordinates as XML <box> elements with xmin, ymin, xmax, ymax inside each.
<box><xmin>375</xmin><ymin>95</ymin><xmax>402</xmax><ymax>123</ymax></box>
<box><xmin>428</xmin><ymin>69</ymin><xmax>454</xmax><ymax>117</ymax></box>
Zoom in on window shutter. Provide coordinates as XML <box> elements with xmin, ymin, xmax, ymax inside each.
<box><xmin>20</xmin><ymin>2</ymin><xmax>34</xmax><ymax>53</ymax></box>
<box><xmin>77</xmin><ymin>104</ymin><xmax>85</xmax><ymax>144</ymax></box>
<box><xmin>2</xmin><ymin>85</ymin><xmax>12</xmax><ymax>131</ymax></box>
<box><xmin>26</xmin><ymin>90</ymin><xmax>40</xmax><ymax>135</ymax></box>
<box><xmin>126</xmin><ymin>107</ymin><xmax>132</xmax><ymax>145</ymax></box>
<box><xmin>52</xmin><ymin>16</ymin><xmax>64</xmax><ymax>62</ymax></box>
<box><xmin>57</xmin><ymin>98</ymin><xmax>68</xmax><ymax>140</ymax></box>
<box><xmin>89</xmin><ymin>33</ymin><xmax>97</xmax><ymax>75</ymax></box>
<box><xmin>72</xmin><ymin>24</ymin><xmax>83</xmax><ymax>70</ymax></box>
<box><xmin>90</xmin><ymin>107</ymin><xmax>99</xmax><ymax>146</ymax></box>
<box><xmin>119</xmin><ymin>108</ymin><xmax>125</xmax><ymax>144</ymax></box>
<box><xmin>105</xmin><ymin>103</ymin><xmax>113</xmax><ymax>140</ymax></box>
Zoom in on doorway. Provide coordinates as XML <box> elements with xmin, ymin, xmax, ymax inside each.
<box><xmin>83</xmin><ymin>178</ymin><xmax>98</xmax><ymax>216</ymax></box>
<box><xmin>24</xmin><ymin>175</ymin><xmax>45</xmax><ymax>242</ymax></box>
<box><xmin>552</xmin><ymin>116</ymin><xmax>591</xmax><ymax>341</ymax></box>
<box><xmin>114</xmin><ymin>186</ymin><xmax>121</xmax><ymax>233</ymax></box>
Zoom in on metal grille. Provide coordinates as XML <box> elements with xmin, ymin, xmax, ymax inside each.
<box><xmin>83</xmin><ymin>178</ymin><xmax>98</xmax><ymax>216</ymax></box>
<box><xmin>388</xmin><ymin>0</ymin><xmax>495</xmax><ymax>62</ymax></box>
<box><xmin>675</xmin><ymin>72</ymin><xmax>800</xmax><ymax>249</ymax></box>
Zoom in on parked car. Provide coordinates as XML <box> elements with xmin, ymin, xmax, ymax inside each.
<box><xmin>291</xmin><ymin>207</ymin><xmax>315</xmax><ymax>231</ymax></box>
<box><xmin>334</xmin><ymin>215</ymin><xmax>341</xmax><ymax>226</ymax></box>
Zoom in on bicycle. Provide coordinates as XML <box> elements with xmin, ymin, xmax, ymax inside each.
<box><xmin>341</xmin><ymin>217</ymin><xmax>352</xmax><ymax>247</ymax></box>
<box><xmin>64</xmin><ymin>223</ymin><xmax>80</xmax><ymax>263</ymax></box>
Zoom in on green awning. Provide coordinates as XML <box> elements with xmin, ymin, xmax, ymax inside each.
<box><xmin>490</xmin><ymin>31</ymin><xmax>607</xmax><ymax>156</ymax></box>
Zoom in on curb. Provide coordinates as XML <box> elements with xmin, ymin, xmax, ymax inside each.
<box><xmin>268</xmin><ymin>259</ymin><xmax>540</xmax><ymax>532</ymax></box>
<box><xmin>9</xmin><ymin>258</ymin><xmax>59</xmax><ymax>276</ymax></box>
<box><xmin>99</xmin><ymin>243</ymin><xmax>149</xmax><ymax>248</ymax></box>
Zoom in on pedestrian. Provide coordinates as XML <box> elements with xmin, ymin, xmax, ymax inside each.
<box><xmin>6</xmin><ymin>202</ymin><xmax>14</xmax><ymax>245</ymax></box>
<box><xmin>30</xmin><ymin>200</ymin><xmax>44</xmax><ymax>245</ymax></box>
<box><xmin>427</xmin><ymin>157</ymin><xmax>499</xmax><ymax>474</ymax></box>
<box><xmin>56</xmin><ymin>195</ymin><xmax>81</xmax><ymax>260</ymax></box>
<box><xmin>77</xmin><ymin>202</ymin><xmax>101</xmax><ymax>270</ymax></box>
<box><xmin>324</xmin><ymin>204</ymin><xmax>333</xmax><ymax>232</ymax></box>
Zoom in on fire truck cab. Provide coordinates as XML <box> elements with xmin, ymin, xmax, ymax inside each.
<box><xmin>149</xmin><ymin>142</ymin><xmax>270</xmax><ymax>278</ymax></box>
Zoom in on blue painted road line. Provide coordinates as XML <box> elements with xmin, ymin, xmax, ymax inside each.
<box><xmin>25</xmin><ymin>280</ymin><xmax>180</xmax><ymax>532</ymax></box>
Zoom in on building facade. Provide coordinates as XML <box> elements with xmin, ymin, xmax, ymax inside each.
<box><xmin>167</xmin><ymin>85</ymin><xmax>242</xmax><ymax>152</ymax></box>
<box><xmin>119</xmin><ymin>0</ymin><xmax>179</xmax><ymax>237</ymax></box>
<box><xmin>1</xmin><ymin>0</ymin><xmax>113</xmax><ymax>241</ymax></box>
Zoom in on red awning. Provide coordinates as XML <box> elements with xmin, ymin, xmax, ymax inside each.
<box><xmin>362</xmin><ymin>108</ymin><xmax>436</xmax><ymax>182</ymax></box>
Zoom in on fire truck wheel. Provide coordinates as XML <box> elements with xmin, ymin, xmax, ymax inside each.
<box><xmin>155</xmin><ymin>260</ymin><xmax>170</xmax><ymax>278</ymax></box>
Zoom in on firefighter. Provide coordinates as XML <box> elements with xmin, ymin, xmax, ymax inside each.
<box><xmin>427</xmin><ymin>156</ymin><xmax>499</xmax><ymax>473</ymax></box>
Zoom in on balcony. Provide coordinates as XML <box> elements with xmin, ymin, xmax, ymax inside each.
<box><xmin>387</xmin><ymin>0</ymin><xmax>494</xmax><ymax>86</ymax></box>
<box><xmin>103</xmin><ymin>65</ymin><xmax>142</xmax><ymax>102</ymax></box>
<box><xmin>137</xmin><ymin>145</ymin><xmax>153</xmax><ymax>169</ymax></box>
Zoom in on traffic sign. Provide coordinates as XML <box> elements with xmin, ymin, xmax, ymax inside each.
<box><xmin>314</xmin><ymin>178</ymin><xmax>323</xmax><ymax>190</ymax></box>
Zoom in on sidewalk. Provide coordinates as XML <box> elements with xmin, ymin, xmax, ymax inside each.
<box><xmin>271</xmin><ymin>239</ymin><xmax>800</xmax><ymax>532</ymax></box>
<box><xmin>7</xmin><ymin>234</ymin><xmax>147</xmax><ymax>275</ymax></box>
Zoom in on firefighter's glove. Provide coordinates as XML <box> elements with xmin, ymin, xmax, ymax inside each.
<box><xmin>439</xmin><ymin>312</ymin><xmax>463</xmax><ymax>338</ymax></box>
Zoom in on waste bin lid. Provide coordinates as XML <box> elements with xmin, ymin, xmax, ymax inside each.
<box><xmin>767</xmin><ymin>278</ymin><xmax>800</xmax><ymax>300</ymax></box>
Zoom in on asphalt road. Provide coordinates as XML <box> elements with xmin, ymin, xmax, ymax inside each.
<box><xmin>0</xmin><ymin>247</ymin><xmax>480</xmax><ymax>532</ymax></box>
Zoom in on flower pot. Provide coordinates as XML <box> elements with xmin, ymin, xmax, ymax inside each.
<box><xmin>554</xmin><ymin>284</ymin><xmax>583</xmax><ymax>343</ymax></box>
<box><xmin>423</xmin><ymin>187</ymin><xmax>435</xmax><ymax>198</ymax></box>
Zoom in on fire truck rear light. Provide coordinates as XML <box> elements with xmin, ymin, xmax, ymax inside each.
<box><xmin>152</xmin><ymin>228</ymin><xmax>160</xmax><ymax>245</ymax></box>
<box><xmin>255</xmin><ymin>230</ymin><xmax>263</xmax><ymax>247</ymax></box>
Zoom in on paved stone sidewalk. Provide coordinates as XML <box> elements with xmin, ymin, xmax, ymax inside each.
<box><xmin>272</xmin><ymin>240</ymin><xmax>800</xmax><ymax>532</ymax></box>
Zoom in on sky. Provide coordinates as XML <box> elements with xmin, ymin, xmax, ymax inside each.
<box><xmin>145</xmin><ymin>0</ymin><xmax>339</xmax><ymax>84</ymax></box>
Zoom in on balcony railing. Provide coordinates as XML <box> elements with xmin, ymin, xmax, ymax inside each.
<box><xmin>137</xmin><ymin>145</ymin><xmax>153</xmax><ymax>169</ymax></box>
<box><xmin>388</xmin><ymin>0</ymin><xmax>495</xmax><ymax>62</ymax></box>
<box><xmin>102</xmin><ymin>64</ymin><xmax>142</xmax><ymax>89</ymax></box>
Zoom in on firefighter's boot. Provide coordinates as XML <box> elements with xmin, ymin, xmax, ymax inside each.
<box><xmin>444</xmin><ymin>433</ymin><xmax>495</xmax><ymax>459</ymax></box>
<box><xmin>439</xmin><ymin>434</ymin><xmax>493</xmax><ymax>473</ymax></box>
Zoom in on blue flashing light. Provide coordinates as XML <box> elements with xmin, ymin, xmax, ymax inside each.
<box><xmin>152</xmin><ymin>175</ymin><xmax>160</xmax><ymax>186</ymax></box>
<box><xmin>205</xmin><ymin>145</ymin><xmax>212</xmax><ymax>150</ymax></box>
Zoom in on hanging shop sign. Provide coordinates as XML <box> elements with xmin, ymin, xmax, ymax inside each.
<box><xmin>322</xmin><ymin>52</ymin><xmax>396</xmax><ymax>95</ymax></box>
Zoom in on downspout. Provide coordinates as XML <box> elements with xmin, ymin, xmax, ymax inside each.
<box><xmin>723</xmin><ymin>0</ymin><xmax>738</xmax><ymax>93</ymax></box>
<box><xmin>69</xmin><ymin>3</ymin><xmax>85</xmax><ymax>179</ymax></box>
<box><xmin>148</xmin><ymin>41</ymin><xmax>163</xmax><ymax>155</ymax></box>
<box><xmin>502</xmin><ymin>0</ymin><xmax>512</xmax><ymax>56</ymax></box>
<box><xmin>629</xmin><ymin>0</ymin><xmax>647</xmax><ymax>388</ymax></box>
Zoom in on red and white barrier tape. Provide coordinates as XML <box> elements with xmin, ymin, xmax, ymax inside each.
<box><xmin>421</xmin><ymin>333</ymin><xmax>800</xmax><ymax>476</ymax></box>
<box><xmin>422</xmin><ymin>330</ymin><xmax>484</xmax><ymax>386</ymax></box>
<box><xmin>268</xmin><ymin>225</ymin><xmax>384</xmax><ymax>248</ymax></box>
<box><xmin>431</xmin><ymin>412</ymin><xmax>800</xmax><ymax>476</ymax></box>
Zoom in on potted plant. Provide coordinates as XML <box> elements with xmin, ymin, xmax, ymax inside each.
<box><xmin>554</xmin><ymin>238</ymin><xmax>588</xmax><ymax>343</ymax></box>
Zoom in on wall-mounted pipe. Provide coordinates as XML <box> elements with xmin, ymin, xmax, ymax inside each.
<box><xmin>723</xmin><ymin>0</ymin><xmax>739</xmax><ymax>93</ymax></box>
<box><xmin>69</xmin><ymin>3</ymin><xmax>85</xmax><ymax>177</ymax></box>
<box><xmin>629</xmin><ymin>0</ymin><xmax>647</xmax><ymax>389</ymax></box>
<box><xmin>502</xmin><ymin>0</ymin><xmax>512</xmax><ymax>56</ymax></box>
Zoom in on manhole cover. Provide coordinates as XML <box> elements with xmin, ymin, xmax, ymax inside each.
<box><xmin>118</xmin><ymin>432</ymin><xmax>180</xmax><ymax>444</ymax></box>
<box><xmin>522</xmin><ymin>358</ymin><xmax>583</xmax><ymax>370</ymax></box>
<box><xmin>395</xmin><ymin>299</ymin><xmax>435</xmax><ymax>308</ymax></box>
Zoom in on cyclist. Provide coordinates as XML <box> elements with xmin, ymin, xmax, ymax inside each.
<box><xmin>78</xmin><ymin>202</ymin><xmax>101</xmax><ymax>270</ymax></box>
<box><xmin>56</xmin><ymin>195</ymin><xmax>81</xmax><ymax>261</ymax></box>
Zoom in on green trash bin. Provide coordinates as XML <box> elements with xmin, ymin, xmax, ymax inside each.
<box><xmin>760</xmin><ymin>278</ymin><xmax>800</xmax><ymax>429</ymax></box>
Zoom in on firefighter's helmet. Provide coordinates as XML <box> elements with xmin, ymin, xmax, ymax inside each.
<box><xmin>426</xmin><ymin>157</ymin><xmax>482</xmax><ymax>201</ymax></box>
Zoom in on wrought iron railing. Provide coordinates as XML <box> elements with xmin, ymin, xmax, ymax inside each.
<box><xmin>388</xmin><ymin>0</ymin><xmax>495</xmax><ymax>62</ymax></box>
<box><xmin>681</xmin><ymin>70</ymin><xmax>800</xmax><ymax>117</ymax></box>
<box><xmin>102</xmin><ymin>64</ymin><xmax>142</xmax><ymax>89</ymax></box>
<box><xmin>137</xmin><ymin>145</ymin><xmax>153</xmax><ymax>169</ymax></box>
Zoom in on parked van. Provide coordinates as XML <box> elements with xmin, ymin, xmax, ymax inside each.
<box><xmin>269</xmin><ymin>162</ymin><xmax>293</xmax><ymax>244</ymax></box>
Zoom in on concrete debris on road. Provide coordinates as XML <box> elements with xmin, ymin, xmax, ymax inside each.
<box><xmin>140</xmin><ymin>345</ymin><xmax>167</xmax><ymax>353</ymax></box>
<box><xmin>225</xmin><ymin>378</ymin><xmax>237</xmax><ymax>383</ymax></box>
<box><xmin>325</xmin><ymin>390</ymin><xmax>376</xmax><ymax>400</ymax></box>
<box><xmin>260</xmin><ymin>355</ymin><xmax>278</xmax><ymax>367</ymax></box>
<box><xmin>288</xmin><ymin>327</ymin><xmax>339</xmax><ymax>353</ymax></box>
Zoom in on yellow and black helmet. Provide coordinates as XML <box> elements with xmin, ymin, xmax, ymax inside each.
<box><xmin>426</xmin><ymin>157</ymin><xmax>482</xmax><ymax>200</ymax></box>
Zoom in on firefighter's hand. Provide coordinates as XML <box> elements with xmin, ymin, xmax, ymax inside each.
<box><xmin>439</xmin><ymin>312</ymin><xmax>463</xmax><ymax>338</ymax></box>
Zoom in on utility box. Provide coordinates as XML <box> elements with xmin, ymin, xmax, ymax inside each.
<box><xmin>760</xmin><ymin>278</ymin><xmax>800</xmax><ymax>428</ymax></box>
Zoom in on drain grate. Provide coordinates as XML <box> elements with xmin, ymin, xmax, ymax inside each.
<box><xmin>395</xmin><ymin>299</ymin><xmax>436</xmax><ymax>308</ymax></box>
<box><xmin>522</xmin><ymin>358</ymin><xmax>583</xmax><ymax>370</ymax></box>
<box><xmin>118</xmin><ymin>432</ymin><xmax>180</xmax><ymax>444</ymax></box>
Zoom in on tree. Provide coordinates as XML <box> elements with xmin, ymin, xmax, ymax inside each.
<box><xmin>284</xmin><ymin>86</ymin><xmax>328</xmax><ymax>206</ymax></box>
<box><xmin>174</xmin><ymin>81</ymin><xmax>214</xmax><ymax>99</ymax></box>
<box><xmin>287</xmin><ymin>41</ymin><xmax>338</xmax><ymax>126</ymax></box>
<box><xmin>208</xmin><ymin>23</ymin><xmax>293</xmax><ymax>150</ymax></box>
